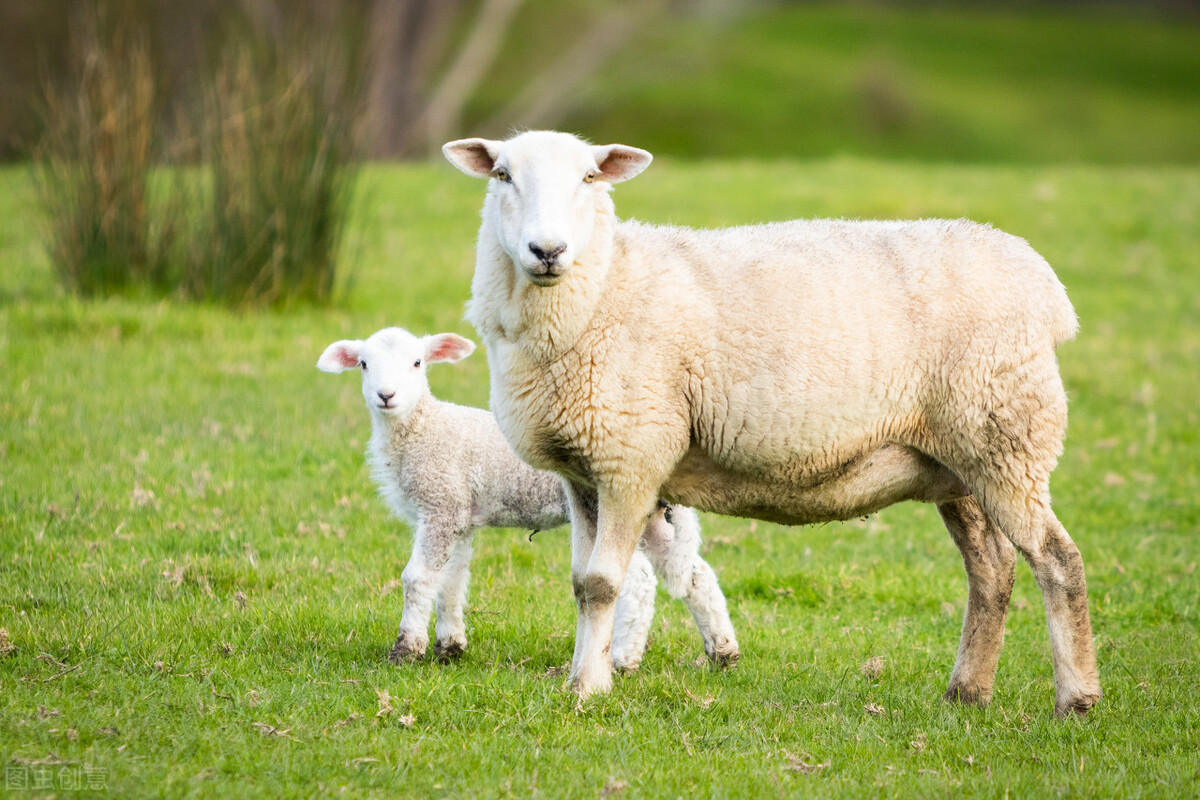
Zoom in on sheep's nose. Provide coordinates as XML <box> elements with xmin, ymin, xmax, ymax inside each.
<box><xmin>529</xmin><ymin>241</ymin><xmax>566</xmax><ymax>267</ymax></box>
<box><xmin>377</xmin><ymin>390</ymin><xmax>395</xmax><ymax>404</ymax></box>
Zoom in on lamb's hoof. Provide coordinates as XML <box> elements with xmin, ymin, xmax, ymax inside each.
<box><xmin>1055</xmin><ymin>691</ymin><xmax>1101</xmax><ymax>718</ymax></box>
<box><xmin>433</xmin><ymin>639</ymin><xmax>467</xmax><ymax>663</ymax></box>
<box><xmin>943</xmin><ymin>683</ymin><xmax>992</xmax><ymax>707</ymax></box>
<box><xmin>705</xmin><ymin>640</ymin><xmax>740</xmax><ymax>670</ymax></box>
<box><xmin>611</xmin><ymin>657</ymin><xmax>642</xmax><ymax>674</ymax></box>
<box><xmin>387</xmin><ymin>634</ymin><xmax>427</xmax><ymax>664</ymax></box>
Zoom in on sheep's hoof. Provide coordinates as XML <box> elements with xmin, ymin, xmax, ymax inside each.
<box><xmin>387</xmin><ymin>633</ymin><xmax>427</xmax><ymax>664</ymax></box>
<box><xmin>943</xmin><ymin>682</ymin><xmax>992</xmax><ymax>707</ymax></box>
<box><xmin>569</xmin><ymin>668</ymin><xmax>613</xmax><ymax>700</ymax></box>
<box><xmin>433</xmin><ymin>639</ymin><xmax>467</xmax><ymax>663</ymax></box>
<box><xmin>1055</xmin><ymin>691</ymin><xmax>1101</xmax><ymax>718</ymax></box>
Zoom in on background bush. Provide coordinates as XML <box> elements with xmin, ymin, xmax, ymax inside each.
<box><xmin>33</xmin><ymin>10</ymin><xmax>364</xmax><ymax>308</ymax></box>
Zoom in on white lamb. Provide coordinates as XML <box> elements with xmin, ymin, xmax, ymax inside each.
<box><xmin>443</xmin><ymin>130</ymin><xmax>1100</xmax><ymax>717</ymax></box>
<box><xmin>317</xmin><ymin>326</ymin><xmax>738</xmax><ymax>668</ymax></box>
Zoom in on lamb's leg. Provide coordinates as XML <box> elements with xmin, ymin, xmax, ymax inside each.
<box><xmin>569</xmin><ymin>485</ymin><xmax>657</xmax><ymax>699</ymax></box>
<box><xmin>610</xmin><ymin>549</ymin><xmax>656</xmax><ymax>671</ymax></box>
<box><xmin>433</xmin><ymin>535</ymin><xmax>474</xmax><ymax>661</ymax></box>
<box><xmin>938</xmin><ymin>496</ymin><xmax>1016</xmax><ymax>705</ymax></box>
<box><xmin>641</xmin><ymin>506</ymin><xmax>739</xmax><ymax>668</ymax></box>
<box><xmin>389</xmin><ymin>524</ymin><xmax>456</xmax><ymax>664</ymax></box>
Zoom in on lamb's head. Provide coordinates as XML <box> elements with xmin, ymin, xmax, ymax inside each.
<box><xmin>443</xmin><ymin>130</ymin><xmax>652</xmax><ymax>287</ymax></box>
<box><xmin>317</xmin><ymin>327</ymin><xmax>475</xmax><ymax>421</ymax></box>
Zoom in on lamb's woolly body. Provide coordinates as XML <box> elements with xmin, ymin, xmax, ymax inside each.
<box><xmin>450</xmin><ymin>129</ymin><xmax>1097</xmax><ymax>715</ymax></box>
<box><xmin>320</xmin><ymin>325</ymin><xmax>738</xmax><ymax>667</ymax></box>
<box><xmin>367</xmin><ymin>397</ymin><xmax>565</xmax><ymax>532</ymax></box>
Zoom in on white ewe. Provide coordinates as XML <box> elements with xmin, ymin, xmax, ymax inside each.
<box><xmin>317</xmin><ymin>326</ymin><xmax>738</xmax><ymax>668</ymax></box>
<box><xmin>444</xmin><ymin>130</ymin><xmax>1099</xmax><ymax>716</ymax></box>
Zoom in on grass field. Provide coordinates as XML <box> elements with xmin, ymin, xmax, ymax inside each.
<box><xmin>1</xmin><ymin>158</ymin><xmax>1198</xmax><ymax>797</ymax></box>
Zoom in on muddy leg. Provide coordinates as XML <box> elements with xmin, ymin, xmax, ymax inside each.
<box><xmin>939</xmin><ymin>496</ymin><xmax>1016</xmax><ymax>705</ymax></box>
<box><xmin>389</xmin><ymin>524</ymin><xmax>457</xmax><ymax>663</ymax></box>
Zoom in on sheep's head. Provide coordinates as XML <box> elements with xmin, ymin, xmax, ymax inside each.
<box><xmin>443</xmin><ymin>130</ymin><xmax>651</xmax><ymax>287</ymax></box>
<box><xmin>317</xmin><ymin>327</ymin><xmax>475</xmax><ymax>421</ymax></box>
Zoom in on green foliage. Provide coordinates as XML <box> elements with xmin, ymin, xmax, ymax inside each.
<box><xmin>1</xmin><ymin>160</ymin><xmax>1198</xmax><ymax>797</ymax></box>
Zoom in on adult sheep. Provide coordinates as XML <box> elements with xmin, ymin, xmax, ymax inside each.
<box><xmin>443</xmin><ymin>130</ymin><xmax>1099</xmax><ymax>717</ymax></box>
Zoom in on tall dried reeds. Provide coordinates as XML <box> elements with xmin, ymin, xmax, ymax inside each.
<box><xmin>34</xmin><ymin>10</ymin><xmax>364</xmax><ymax>308</ymax></box>
<box><xmin>34</xmin><ymin>18</ymin><xmax>180</xmax><ymax>295</ymax></box>
<box><xmin>186</xmin><ymin>30</ymin><xmax>364</xmax><ymax>307</ymax></box>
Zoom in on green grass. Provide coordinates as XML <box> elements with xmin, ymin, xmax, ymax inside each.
<box><xmin>1</xmin><ymin>158</ymin><xmax>1198</xmax><ymax>797</ymax></box>
<box><xmin>468</xmin><ymin>2</ymin><xmax>1200</xmax><ymax>164</ymax></box>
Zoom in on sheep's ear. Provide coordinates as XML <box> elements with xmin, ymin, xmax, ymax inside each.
<box><xmin>423</xmin><ymin>333</ymin><xmax>476</xmax><ymax>364</ymax></box>
<box><xmin>443</xmin><ymin>138</ymin><xmax>502</xmax><ymax>178</ymax></box>
<box><xmin>592</xmin><ymin>144</ymin><xmax>653</xmax><ymax>184</ymax></box>
<box><xmin>317</xmin><ymin>340</ymin><xmax>362</xmax><ymax>373</ymax></box>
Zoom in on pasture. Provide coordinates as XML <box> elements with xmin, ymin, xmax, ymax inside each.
<box><xmin>1</xmin><ymin>159</ymin><xmax>1198</xmax><ymax>797</ymax></box>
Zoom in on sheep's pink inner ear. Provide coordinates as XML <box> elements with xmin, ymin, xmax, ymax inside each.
<box><xmin>424</xmin><ymin>333</ymin><xmax>476</xmax><ymax>364</ymax></box>
<box><xmin>593</xmin><ymin>144</ymin><xmax>653</xmax><ymax>184</ymax></box>
<box><xmin>317</xmin><ymin>341</ymin><xmax>361</xmax><ymax>373</ymax></box>
<box><xmin>442</xmin><ymin>139</ymin><xmax>499</xmax><ymax>178</ymax></box>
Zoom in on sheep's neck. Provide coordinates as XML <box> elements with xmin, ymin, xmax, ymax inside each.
<box><xmin>468</xmin><ymin>192</ymin><xmax>616</xmax><ymax>363</ymax></box>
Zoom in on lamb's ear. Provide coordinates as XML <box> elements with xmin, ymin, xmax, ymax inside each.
<box><xmin>442</xmin><ymin>138</ymin><xmax>502</xmax><ymax>178</ymax></box>
<box><xmin>592</xmin><ymin>144</ymin><xmax>653</xmax><ymax>184</ymax></box>
<box><xmin>317</xmin><ymin>340</ymin><xmax>362</xmax><ymax>373</ymax></box>
<box><xmin>423</xmin><ymin>333</ymin><xmax>476</xmax><ymax>364</ymax></box>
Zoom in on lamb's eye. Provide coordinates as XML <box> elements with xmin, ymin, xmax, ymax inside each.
<box><xmin>494</xmin><ymin>168</ymin><xmax>511</xmax><ymax>183</ymax></box>
<box><xmin>413</xmin><ymin>359</ymin><xmax>422</xmax><ymax>368</ymax></box>
<box><xmin>360</xmin><ymin>360</ymin><xmax>367</xmax><ymax>371</ymax></box>
<box><xmin>584</xmin><ymin>171</ymin><xmax>596</xmax><ymax>184</ymax></box>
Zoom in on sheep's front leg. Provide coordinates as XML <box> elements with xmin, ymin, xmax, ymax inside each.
<box><xmin>642</xmin><ymin>506</ymin><xmax>739</xmax><ymax>668</ymax></box>
<box><xmin>433</xmin><ymin>535</ymin><xmax>474</xmax><ymax>661</ymax></box>
<box><xmin>570</xmin><ymin>486</ymin><xmax>658</xmax><ymax>699</ymax></box>
<box><xmin>388</xmin><ymin>523</ymin><xmax>458</xmax><ymax>664</ymax></box>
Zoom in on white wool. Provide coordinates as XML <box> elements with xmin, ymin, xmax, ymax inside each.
<box><xmin>318</xmin><ymin>325</ymin><xmax>738</xmax><ymax>667</ymax></box>
<box><xmin>446</xmin><ymin>130</ymin><xmax>1100</xmax><ymax>716</ymax></box>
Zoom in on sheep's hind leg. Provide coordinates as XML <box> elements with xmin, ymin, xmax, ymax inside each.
<box><xmin>389</xmin><ymin>525</ymin><xmax>456</xmax><ymax>664</ymax></box>
<box><xmin>570</xmin><ymin>487</ymin><xmax>658</xmax><ymax>699</ymax></box>
<box><xmin>610</xmin><ymin>550</ymin><xmax>656</xmax><ymax>672</ymax></box>
<box><xmin>433</xmin><ymin>535</ymin><xmax>474</xmax><ymax>661</ymax></box>
<box><xmin>642</xmin><ymin>506</ymin><xmax>739</xmax><ymax>668</ymax></box>
<box><xmin>939</xmin><ymin>496</ymin><xmax>1016</xmax><ymax>706</ymax></box>
<box><xmin>999</xmin><ymin>503</ymin><xmax>1101</xmax><ymax>716</ymax></box>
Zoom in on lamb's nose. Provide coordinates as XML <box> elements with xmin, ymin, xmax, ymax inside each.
<box><xmin>377</xmin><ymin>390</ymin><xmax>395</xmax><ymax>404</ymax></box>
<box><xmin>529</xmin><ymin>241</ymin><xmax>566</xmax><ymax>266</ymax></box>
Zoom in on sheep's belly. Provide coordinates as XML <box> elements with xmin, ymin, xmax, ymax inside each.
<box><xmin>662</xmin><ymin>442</ymin><xmax>969</xmax><ymax>525</ymax></box>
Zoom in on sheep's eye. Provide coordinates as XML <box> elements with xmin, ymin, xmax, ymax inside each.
<box><xmin>494</xmin><ymin>168</ymin><xmax>511</xmax><ymax>183</ymax></box>
<box><xmin>413</xmin><ymin>359</ymin><xmax>422</xmax><ymax>368</ymax></box>
<box><xmin>359</xmin><ymin>360</ymin><xmax>367</xmax><ymax>371</ymax></box>
<box><xmin>584</xmin><ymin>171</ymin><xmax>596</xmax><ymax>184</ymax></box>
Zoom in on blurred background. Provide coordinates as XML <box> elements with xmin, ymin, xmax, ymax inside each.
<box><xmin>4</xmin><ymin>0</ymin><xmax>1198</xmax><ymax>306</ymax></box>
<box><xmin>4</xmin><ymin>0</ymin><xmax>1200</xmax><ymax>164</ymax></box>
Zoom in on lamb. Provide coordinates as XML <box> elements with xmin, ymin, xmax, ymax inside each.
<box><xmin>317</xmin><ymin>325</ymin><xmax>738</xmax><ymax>668</ymax></box>
<box><xmin>443</xmin><ymin>130</ymin><xmax>1100</xmax><ymax>717</ymax></box>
